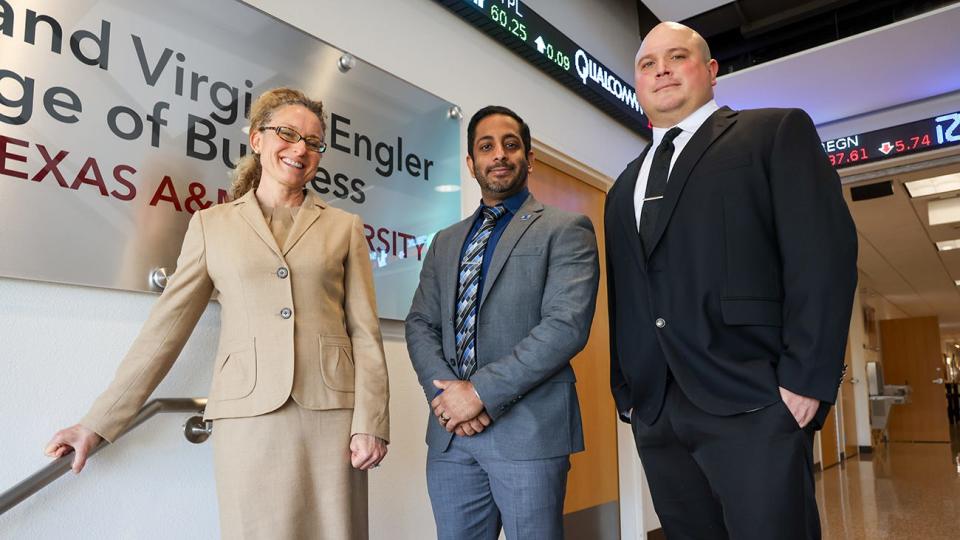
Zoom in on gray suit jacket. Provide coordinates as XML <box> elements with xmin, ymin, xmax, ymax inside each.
<box><xmin>405</xmin><ymin>193</ymin><xmax>599</xmax><ymax>460</ymax></box>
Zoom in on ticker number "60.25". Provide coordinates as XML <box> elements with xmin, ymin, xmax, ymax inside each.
<box><xmin>491</xmin><ymin>5</ymin><xmax>528</xmax><ymax>41</ymax></box>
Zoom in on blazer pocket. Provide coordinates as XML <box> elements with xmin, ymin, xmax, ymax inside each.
<box><xmin>210</xmin><ymin>339</ymin><xmax>257</xmax><ymax>401</ymax></box>
<box><xmin>319</xmin><ymin>335</ymin><xmax>355</xmax><ymax>392</ymax></box>
<box><xmin>720</xmin><ymin>298</ymin><xmax>782</xmax><ymax>327</ymax></box>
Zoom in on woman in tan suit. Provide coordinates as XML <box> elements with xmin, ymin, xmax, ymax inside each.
<box><xmin>45</xmin><ymin>87</ymin><xmax>390</xmax><ymax>539</ymax></box>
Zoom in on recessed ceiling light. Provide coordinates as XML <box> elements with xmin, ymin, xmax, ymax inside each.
<box><xmin>434</xmin><ymin>184</ymin><xmax>460</xmax><ymax>193</ymax></box>
<box><xmin>929</xmin><ymin>197</ymin><xmax>960</xmax><ymax>226</ymax></box>
<box><xmin>936</xmin><ymin>239</ymin><xmax>960</xmax><ymax>251</ymax></box>
<box><xmin>905</xmin><ymin>173</ymin><xmax>960</xmax><ymax>198</ymax></box>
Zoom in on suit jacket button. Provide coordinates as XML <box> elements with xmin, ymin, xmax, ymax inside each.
<box><xmin>277</xmin><ymin>267</ymin><xmax>289</xmax><ymax>279</ymax></box>
<box><xmin>280</xmin><ymin>307</ymin><xmax>292</xmax><ymax>319</ymax></box>
<box><xmin>655</xmin><ymin>318</ymin><xmax>666</xmax><ymax>328</ymax></box>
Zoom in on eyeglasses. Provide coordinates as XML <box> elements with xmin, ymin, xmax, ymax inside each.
<box><xmin>259</xmin><ymin>125</ymin><xmax>327</xmax><ymax>153</ymax></box>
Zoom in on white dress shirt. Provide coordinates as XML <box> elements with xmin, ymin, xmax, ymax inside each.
<box><xmin>633</xmin><ymin>100</ymin><xmax>720</xmax><ymax>229</ymax></box>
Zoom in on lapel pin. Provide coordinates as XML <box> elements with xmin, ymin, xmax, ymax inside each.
<box><xmin>520</xmin><ymin>214</ymin><xmax>531</xmax><ymax>221</ymax></box>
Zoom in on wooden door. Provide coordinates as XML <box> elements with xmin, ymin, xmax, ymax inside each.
<box><xmin>527</xmin><ymin>159</ymin><xmax>619</xmax><ymax>536</ymax></box>
<box><xmin>879</xmin><ymin>316</ymin><xmax>951</xmax><ymax>442</ymax></box>
<box><xmin>839</xmin><ymin>340</ymin><xmax>859</xmax><ymax>458</ymax></box>
<box><xmin>820</xmin><ymin>407</ymin><xmax>840</xmax><ymax>469</ymax></box>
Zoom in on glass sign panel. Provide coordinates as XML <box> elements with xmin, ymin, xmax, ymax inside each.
<box><xmin>0</xmin><ymin>0</ymin><xmax>462</xmax><ymax>319</ymax></box>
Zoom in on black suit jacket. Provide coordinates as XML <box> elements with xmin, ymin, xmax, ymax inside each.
<box><xmin>606</xmin><ymin>106</ymin><xmax>858</xmax><ymax>427</ymax></box>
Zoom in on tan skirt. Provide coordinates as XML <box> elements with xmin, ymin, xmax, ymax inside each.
<box><xmin>211</xmin><ymin>399</ymin><xmax>368</xmax><ymax>539</ymax></box>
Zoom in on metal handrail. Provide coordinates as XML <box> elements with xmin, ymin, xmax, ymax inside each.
<box><xmin>0</xmin><ymin>397</ymin><xmax>208</xmax><ymax>516</ymax></box>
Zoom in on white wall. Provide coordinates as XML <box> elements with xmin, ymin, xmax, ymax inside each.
<box><xmin>617</xmin><ymin>422</ymin><xmax>660</xmax><ymax>535</ymax></box>
<box><xmin>1</xmin><ymin>1</ymin><xmax>650</xmax><ymax>538</ymax></box>
<box><xmin>846</xmin><ymin>286</ymin><xmax>874</xmax><ymax>450</ymax></box>
<box><xmin>0</xmin><ymin>278</ymin><xmax>221</xmax><ymax>538</ymax></box>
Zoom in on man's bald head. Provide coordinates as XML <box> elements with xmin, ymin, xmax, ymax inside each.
<box><xmin>633</xmin><ymin>21</ymin><xmax>719</xmax><ymax>127</ymax></box>
<box><xmin>636</xmin><ymin>22</ymin><xmax>711</xmax><ymax>65</ymax></box>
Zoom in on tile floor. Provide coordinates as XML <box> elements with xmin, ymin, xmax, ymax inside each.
<box><xmin>817</xmin><ymin>442</ymin><xmax>960</xmax><ymax>539</ymax></box>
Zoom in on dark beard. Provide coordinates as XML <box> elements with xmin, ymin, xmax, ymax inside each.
<box><xmin>474</xmin><ymin>158</ymin><xmax>529</xmax><ymax>195</ymax></box>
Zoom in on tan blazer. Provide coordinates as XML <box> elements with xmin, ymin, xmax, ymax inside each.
<box><xmin>81</xmin><ymin>189</ymin><xmax>389</xmax><ymax>443</ymax></box>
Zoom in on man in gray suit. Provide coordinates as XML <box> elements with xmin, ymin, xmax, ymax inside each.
<box><xmin>406</xmin><ymin>105</ymin><xmax>600</xmax><ymax>539</ymax></box>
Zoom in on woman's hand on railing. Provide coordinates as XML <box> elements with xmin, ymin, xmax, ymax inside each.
<box><xmin>44</xmin><ymin>425</ymin><xmax>103</xmax><ymax>473</ymax></box>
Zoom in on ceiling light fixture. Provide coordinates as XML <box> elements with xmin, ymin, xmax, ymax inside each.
<box><xmin>936</xmin><ymin>239</ymin><xmax>960</xmax><ymax>251</ymax></box>
<box><xmin>905</xmin><ymin>173</ymin><xmax>960</xmax><ymax>198</ymax></box>
<box><xmin>928</xmin><ymin>197</ymin><xmax>960</xmax><ymax>226</ymax></box>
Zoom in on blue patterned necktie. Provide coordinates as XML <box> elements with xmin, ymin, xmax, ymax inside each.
<box><xmin>454</xmin><ymin>205</ymin><xmax>507</xmax><ymax>379</ymax></box>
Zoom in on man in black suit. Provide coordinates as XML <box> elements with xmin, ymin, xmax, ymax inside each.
<box><xmin>606</xmin><ymin>22</ymin><xmax>857</xmax><ymax>539</ymax></box>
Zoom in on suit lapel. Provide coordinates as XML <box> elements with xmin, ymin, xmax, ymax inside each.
<box><xmin>479</xmin><ymin>194</ymin><xmax>543</xmax><ymax>308</ymax></box>
<box><xmin>283</xmin><ymin>190</ymin><xmax>326</xmax><ymax>255</ymax></box>
<box><xmin>614</xmin><ymin>149</ymin><xmax>651</xmax><ymax>271</ymax></box>
<box><xmin>235</xmin><ymin>189</ymin><xmax>284</xmax><ymax>260</ymax></box>
<box><xmin>646</xmin><ymin>107</ymin><xmax>738</xmax><ymax>257</ymax></box>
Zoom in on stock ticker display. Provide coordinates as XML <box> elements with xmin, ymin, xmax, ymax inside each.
<box><xmin>822</xmin><ymin>111</ymin><xmax>960</xmax><ymax>169</ymax></box>
<box><xmin>434</xmin><ymin>0</ymin><xmax>652</xmax><ymax>137</ymax></box>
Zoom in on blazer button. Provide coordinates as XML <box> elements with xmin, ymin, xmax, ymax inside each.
<box><xmin>655</xmin><ymin>318</ymin><xmax>666</xmax><ymax>328</ymax></box>
<box><xmin>280</xmin><ymin>307</ymin><xmax>292</xmax><ymax>319</ymax></box>
<box><xmin>277</xmin><ymin>267</ymin><xmax>289</xmax><ymax>279</ymax></box>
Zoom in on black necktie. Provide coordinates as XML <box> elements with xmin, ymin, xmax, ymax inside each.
<box><xmin>639</xmin><ymin>127</ymin><xmax>683</xmax><ymax>255</ymax></box>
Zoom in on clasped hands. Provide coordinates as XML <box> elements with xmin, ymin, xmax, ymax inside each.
<box><xmin>431</xmin><ymin>380</ymin><xmax>491</xmax><ymax>436</ymax></box>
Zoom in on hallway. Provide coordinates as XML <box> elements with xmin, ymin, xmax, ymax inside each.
<box><xmin>818</xmin><ymin>442</ymin><xmax>960</xmax><ymax>539</ymax></box>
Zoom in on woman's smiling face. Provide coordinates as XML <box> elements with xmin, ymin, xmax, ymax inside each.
<box><xmin>250</xmin><ymin>104</ymin><xmax>324</xmax><ymax>191</ymax></box>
